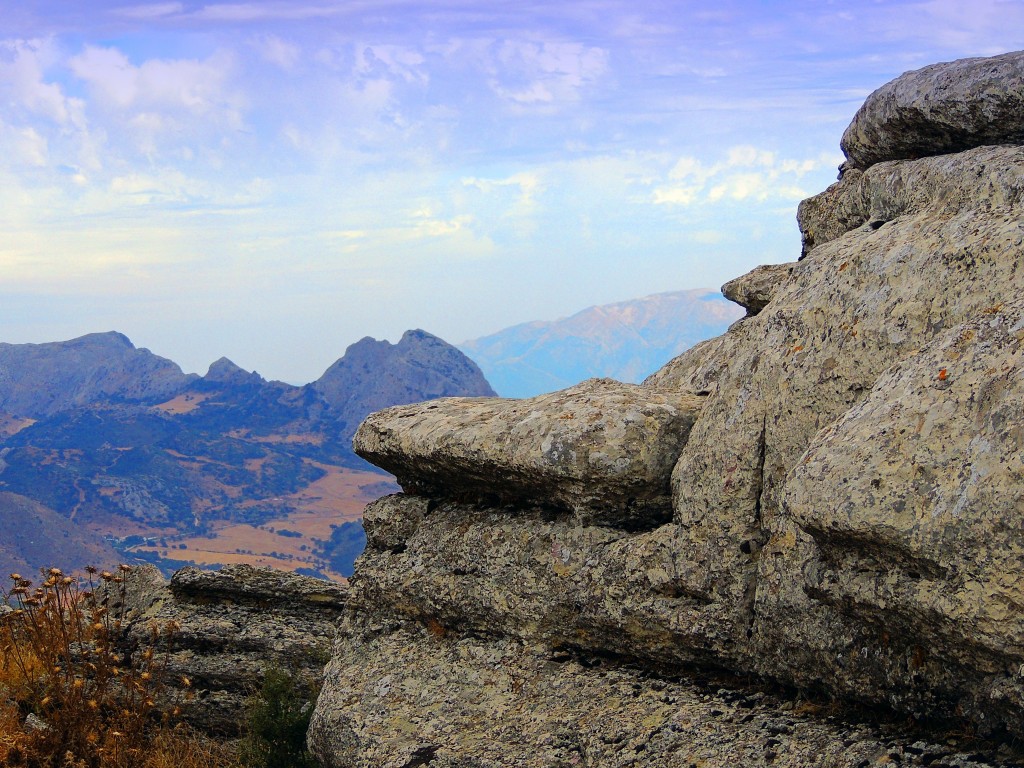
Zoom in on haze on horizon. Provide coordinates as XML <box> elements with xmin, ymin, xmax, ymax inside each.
<box><xmin>3</xmin><ymin>0</ymin><xmax>1023</xmax><ymax>383</ymax></box>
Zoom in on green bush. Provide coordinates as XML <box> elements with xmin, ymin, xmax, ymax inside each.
<box><xmin>240</xmin><ymin>666</ymin><xmax>318</xmax><ymax>768</ymax></box>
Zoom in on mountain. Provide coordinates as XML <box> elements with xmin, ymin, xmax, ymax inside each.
<box><xmin>313</xmin><ymin>329</ymin><xmax>496</xmax><ymax>448</ymax></box>
<box><xmin>0</xmin><ymin>329</ymin><xmax>493</xmax><ymax>578</ymax></box>
<box><xmin>459</xmin><ymin>289</ymin><xmax>743</xmax><ymax>397</ymax></box>
<box><xmin>0</xmin><ymin>491</ymin><xmax>121</xmax><ymax>580</ymax></box>
<box><xmin>0</xmin><ymin>331</ymin><xmax>195</xmax><ymax>418</ymax></box>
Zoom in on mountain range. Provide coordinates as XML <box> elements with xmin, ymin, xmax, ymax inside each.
<box><xmin>460</xmin><ymin>289</ymin><xmax>743</xmax><ymax>397</ymax></box>
<box><xmin>0</xmin><ymin>329</ymin><xmax>494</xmax><ymax>579</ymax></box>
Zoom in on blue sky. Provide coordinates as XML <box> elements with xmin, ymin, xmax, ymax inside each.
<box><xmin>3</xmin><ymin>1</ymin><xmax>1024</xmax><ymax>383</ymax></box>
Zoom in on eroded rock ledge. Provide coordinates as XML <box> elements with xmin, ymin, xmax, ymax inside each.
<box><xmin>309</xmin><ymin>50</ymin><xmax>1024</xmax><ymax>767</ymax></box>
<box><xmin>354</xmin><ymin>378</ymin><xmax>703</xmax><ymax>529</ymax></box>
<box><xmin>123</xmin><ymin>564</ymin><xmax>346</xmax><ymax>735</ymax></box>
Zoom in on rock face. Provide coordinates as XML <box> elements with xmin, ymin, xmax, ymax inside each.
<box><xmin>354</xmin><ymin>379</ymin><xmax>703</xmax><ymax>528</ymax></box>
<box><xmin>123</xmin><ymin>564</ymin><xmax>346</xmax><ymax>735</ymax></box>
<box><xmin>310</xmin><ymin>51</ymin><xmax>1024</xmax><ymax>766</ymax></box>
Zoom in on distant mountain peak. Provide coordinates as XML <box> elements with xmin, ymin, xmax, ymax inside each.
<box><xmin>0</xmin><ymin>332</ymin><xmax>194</xmax><ymax>418</ymax></box>
<box><xmin>203</xmin><ymin>357</ymin><xmax>264</xmax><ymax>386</ymax></box>
<box><xmin>460</xmin><ymin>289</ymin><xmax>743</xmax><ymax>398</ymax></box>
<box><xmin>313</xmin><ymin>329</ymin><xmax>495</xmax><ymax>442</ymax></box>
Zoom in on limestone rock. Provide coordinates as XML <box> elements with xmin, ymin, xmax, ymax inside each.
<box><xmin>350</xmin><ymin>496</ymin><xmax>738</xmax><ymax>668</ymax></box>
<box><xmin>841</xmin><ymin>51</ymin><xmax>1024</xmax><ymax>170</ymax></box>
<box><xmin>313</xmin><ymin>50</ymin><xmax>1024</xmax><ymax>765</ymax></box>
<box><xmin>354</xmin><ymin>378</ymin><xmax>704</xmax><ymax>528</ymax></box>
<box><xmin>721</xmin><ymin>263</ymin><xmax>795</xmax><ymax>315</ymax></box>
<box><xmin>798</xmin><ymin>145</ymin><xmax>1024</xmax><ymax>255</ymax></box>
<box><xmin>309</xmin><ymin>618</ymin><xmax>1009</xmax><ymax>768</ymax></box>
<box><xmin>767</xmin><ymin>302</ymin><xmax>1024</xmax><ymax>734</ymax></box>
<box><xmin>123</xmin><ymin>564</ymin><xmax>346</xmax><ymax>735</ymax></box>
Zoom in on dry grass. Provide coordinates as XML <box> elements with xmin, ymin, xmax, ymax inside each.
<box><xmin>0</xmin><ymin>567</ymin><xmax>240</xmax><ymax>768</ymax></box>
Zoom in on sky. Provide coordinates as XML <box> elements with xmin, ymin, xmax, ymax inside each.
<box><xmin>2</xmin><ymin>1</ymin><xmax>1024</xmax><ymax>383</ymax></box>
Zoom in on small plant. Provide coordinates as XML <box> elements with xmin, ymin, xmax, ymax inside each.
<box><xmin>239</xmin><ymin>665</ymin><xmax>319</xmax><ymax>768</ymax></box>
<box><xmin>0</xmin><ymin>565</ymin><xmax>236</xmax><ymax>768</ymax></box>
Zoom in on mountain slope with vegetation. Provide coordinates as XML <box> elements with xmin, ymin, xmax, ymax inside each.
<box><xmin>0</xmin><ymin>330</ymin><xmax>494</xmax><ymax>579</ymax></box>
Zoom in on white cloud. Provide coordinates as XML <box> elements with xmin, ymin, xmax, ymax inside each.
<box><xmin>0</xmin><ymin>38</ymin><xmax>86</xmax><ymax>128</ymax></box>
<box><xmin>69</xmin><ymin>46</ymin><xmax>238</xmax><ymax>116</ymax></box>
<box><xmin>654</xmin><ymin>146</ymin><xmax>838</xmax><ymax>207</ymax></box>
<box><xmin>254</xmin><ymin>34</ymin><xmax>301</xmax><ymax>71</ymax></box>
<box><xmin>191</xmin><ymin>3</ymin><xmax>340</xmax><ymax>21</ymax></box>
<box><xmin>487</xmin><ymin>39</ymin><xmax>609</xmax><ymax>106</ymax></box>
<box><xmin>463</xmin><ymin>172</ymin><xmax>543</xmax><ymax>212</ymax></box>
<box><xmin>357</xmin><ymin>45</ymin><xmax>427</xmax><ymax>85</ymax></box>
<box><xmin>9</xmin><ymin>126</ymin><xmax>48</xmax><ymax>167</ymax></box>
<box><xmin>112</xmin><ymin>3</ymin><xmax>184</xmax><ymax>20</ymax></box>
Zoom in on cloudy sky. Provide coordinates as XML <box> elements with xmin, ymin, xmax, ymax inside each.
<box><xmin>3</xmin><ymin>1</ymin><xmax>1023</xmax><ymax>382</ymax></box>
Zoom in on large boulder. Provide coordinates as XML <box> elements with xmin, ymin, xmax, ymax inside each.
<box><xmin>841</xmin><ymin>51</ymin><xmax>1024</xmax><ymax>170</ymax></box>
<box><xmin>354</xmin><ymin>378</ymin><xmax>703</xmax><ymax>529</ymax></box>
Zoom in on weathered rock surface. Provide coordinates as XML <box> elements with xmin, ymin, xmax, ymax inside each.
<box><xmin>311</xmin><ymin>619</ymin><xmax>1014</xmax><ymax>768</ymax></box>
<box><xmin>721</xmin><ymin>263</ymin><xmax>794</xmax><ymax>315</ymax></box>
<box><xmin>310</xmin><ymin>50</ymin><xmax>1024</xmax><ymax>766</ymax></box>
<box><xmin>122</xmin><ymin>564</ymin><xmax>345</xmax><ymax>735</ymax></box>
<box><xmin>354</xmin><ymin>379</ymin><xmax>703</xmax><ymax>528</ymax></box>
<box><xmin>763</xmin><ymin>301</ymin><xmax>1024</xmax><ymax>735</ymax></box>
<box><xmin>842</xmin><ymin>51</ymin><xmax>1024</xmax><ymax>170</ymax></box>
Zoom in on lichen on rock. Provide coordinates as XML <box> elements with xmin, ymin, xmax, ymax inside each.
<box><xmin>309</xmin><ymin>49</ymin><xmax>1024</xmax><ymax>766</ymax></box>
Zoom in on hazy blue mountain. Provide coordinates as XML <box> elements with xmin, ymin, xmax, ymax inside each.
<box><xmin>0</xmin><ymin>329</ymin><xmax>492</xmax><ymax>577</ymax></box>
<box><xmin>460</xmin><ymin>289</ymin><xmax>743</xmax><ymax>398</ymax></box>
<box><xmin>0</xmin><ymin>331</ymin><xmax>195</xmax><ymax>418</ymax></box>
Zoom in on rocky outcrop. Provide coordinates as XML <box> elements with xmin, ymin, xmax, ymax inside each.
<box><xmin>122</xmin><ymin>564</ymin><xmax>346</xmax><ymax>735</ymax></box>
<box><xmin>841</xmin><ymin>51</ymin><xmax>1024</xmax><ymax>170</ymax></box>
<box><xmin>310</xmin><ymin>51</ymin><xmax>1024</xmax><ymax>766</ymax></box>
<box><xmin>721</xmin><ymin>263</ymin><xmax>793</xmax><ymax>315</ymax></box>
<box><xmin>354</xmin><ymin>379</ymin><xmax>703</xmax><ymax>528</ymax></box>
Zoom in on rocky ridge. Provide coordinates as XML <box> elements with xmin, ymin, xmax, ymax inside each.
<box><xmin>0</xmin><ymin>329</ymin><xmax>492</xmax><ymax>577</ymax></box>
<box><xmin>122</xmin><ymin>564</ymin><xmax>346</xmax><ymax>735</ymax></box>
<box><xmin>307</xmin><ymin>51</ymin><xmax>1024</xmax><ymax>766</ymax></box>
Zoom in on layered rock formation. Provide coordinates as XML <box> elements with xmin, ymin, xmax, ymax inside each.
<box><xmin>309</xmin><ymin>52</ymin><xmax>1024</xmax><ymax>766</ymax></box>
<box><xmin>122</xmin><ymin>564</ymin><xmax>346</xmax><ymax>735</ymax></box>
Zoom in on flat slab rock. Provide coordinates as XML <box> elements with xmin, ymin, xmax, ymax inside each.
<box><xmin>841</xmin><ymin>50</ymin><xmax>1024</xmax><ymax>170</ymax></box>
<box><xmin>353</xmin><ymin>378</ymin><xmax>704</xmax><ymax>529</ymax></box>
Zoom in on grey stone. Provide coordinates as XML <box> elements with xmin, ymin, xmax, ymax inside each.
<box><xmin>841</xmin><ymin>50</ymin><xmax>1024</xmax><ymax>170</ymax></box>
<box><xmin>311</xmin><ymin>51</ymin><xmax>1024</xmax><ymax>765</ymax></box>
<box><xmin>123</xmin><ymin>564</ymin><xmax>346</xmax><ymax>735</ymax></box>
<box><xmin>721</xmin><ymin>263</ymin><xmax>795</xmax><ymax>315</ymax></box>
<box><xmin>309</xmin><ymin>617</ymin><xmax>1007</xmax><ymax>768</ymax></box>
<box><xmin>354</xmin><ymin>378</ymin><xmax>704</xmax><ymax>529</ymax></box>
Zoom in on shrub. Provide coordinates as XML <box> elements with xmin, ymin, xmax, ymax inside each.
<box><xmin>239</xmin><ymin>666</ymin><xmax>319</xmax><ymax>768</ymax></box>
<box><xmin>0</xmin><ymin>566</ymin><xmax>239</xmax><ymax>768</ymax></box>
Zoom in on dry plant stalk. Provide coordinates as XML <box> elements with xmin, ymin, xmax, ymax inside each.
<box><xmin>0</xmin><ymin>565</ymin><xmax>207</xmax><ymax>768</ymax></box>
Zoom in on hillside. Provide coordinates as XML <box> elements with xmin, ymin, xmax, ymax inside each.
<box><xmin>0</xmin><ymin>491</ymin><xmax>121</xmax><ymax>580</ymax></box>
<box><xmin>0</xmin><ymin>329</ymin><xmax>493</xmax><ymax>579</ymax></box>
<box><xmin>460</xmin><ymin>289</ymin><xmax>743</xmax><ymax>397</ymax></box>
